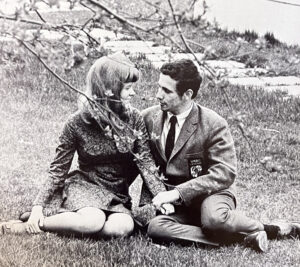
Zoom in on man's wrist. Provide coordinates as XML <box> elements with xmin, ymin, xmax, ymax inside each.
<box><xmin>173</xmin><ymin>188</ymin><xmax>184</xmax><ymax>205</ymax></box>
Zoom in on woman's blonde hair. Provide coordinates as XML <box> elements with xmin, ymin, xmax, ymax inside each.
<box><xmin>79</xmin><ymin>52</ymin><xmax>139</xmax><ymax>124</ymax></box>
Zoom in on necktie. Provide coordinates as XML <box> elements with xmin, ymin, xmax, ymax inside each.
<box><xmin>165</xmin><ymin>115</ymin><xmax>177</xmax><ymax>159</ymax></box>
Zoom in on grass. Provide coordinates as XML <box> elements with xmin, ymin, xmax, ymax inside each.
<box><xmin>0</xmin><ymin>1</ymin><xmax>300</xmax><ymax>265</ymax></box>
<box><xmin>0</xmin><ymin>40</ymin><xmax>299</xmax><ymax>266</ymax></box>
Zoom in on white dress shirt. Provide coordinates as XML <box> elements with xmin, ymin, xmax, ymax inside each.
<box><xmin>161</xmin><ymin>103</ymin><xmax>193</xmax><ymax>153</ymax></box>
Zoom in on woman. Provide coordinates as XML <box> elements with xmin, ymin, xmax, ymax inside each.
<box><xmin>1</xmin><ymin>53</ymin><xmax>172</xmax><ymax>238</ymax></box>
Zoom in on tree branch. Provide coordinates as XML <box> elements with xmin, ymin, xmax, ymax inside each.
<box><xmin>0</xmin><ymin>14</ymin><xmax>45</xmax><ymax>26</ymax></box>
<box><xmin>86</xmin><ymin>0</ymin><xmax>184</xmax><ymax>51</ymax></box>
<box><xmin>0</xmin><ymin>14</ymin><xmax>101</xmax><ymax>46</ymax></box>
<box><xmin>167</xmin><ymin>0</ymin><xmax>215</xmax><ymax>76</ymax></box>
<box><xmin>13</xmin><ymin>36</ymin><xmax>162</xmax><ymax>174</ymax></box>
<box><xmin>35</xmin><ymin>10</ymin><xmax>46</xmax><ymax>23</ymax></box>
<box><xmin>18</xmin><ymin>37</ymin><xmax>90</xmax><ymax>99</ymax></box>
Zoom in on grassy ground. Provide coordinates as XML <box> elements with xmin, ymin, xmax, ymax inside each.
<box><xmin>0</xmin><ymin>39</ymin><xmax>299</xmax><ymax>266</ymax></box>
<box><xmin>0</xmin><ymin>1</ymin><xmax>300</xmax><ymax>265</ymax></box>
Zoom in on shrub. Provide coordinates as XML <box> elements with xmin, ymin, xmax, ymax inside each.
<box><xmin>243</xmin><ymin>30</ymin><xmax>259</xmax><ymax>43</ymax></box>
<box><xmin>215</xmin><ymin>44</ymin><xmax>230</xmax><ymax>58</ymax></box>
<box><xmin>244</xmin><ymin>54</ymin><xmax>269</xmax><ymax>68</ymax></box>
<box><xmin>264</xmin><ymin>32</ymin><xmax>281</xmax><ymax>47</ymax></box>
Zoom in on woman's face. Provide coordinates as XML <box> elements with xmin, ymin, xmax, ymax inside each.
<box><xmin>120</xmin><ymin>83</ymin><xmax>135</xmax><ymax>102</ymax></box>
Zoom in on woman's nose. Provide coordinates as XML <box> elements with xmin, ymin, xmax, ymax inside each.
<box><xmin>129</xmin><ymin>87</ymin><xmax>136</xmax><ymax>96</ymax></box>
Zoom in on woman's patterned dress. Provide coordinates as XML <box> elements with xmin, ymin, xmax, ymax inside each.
<box><xmin>33</xmin><ymin>107</ymin><xmax>165</xmax><ymax>222</ymax></box>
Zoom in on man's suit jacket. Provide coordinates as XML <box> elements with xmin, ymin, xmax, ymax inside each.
<box><xmin>142</xmin><ymin>102</ymin><xmax>237</xmax><ymax>207</ymax></box>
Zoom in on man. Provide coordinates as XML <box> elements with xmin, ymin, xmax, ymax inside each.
<box><xmin>142</xmin><ymin>59</ymin><xmax>299</xmax><ymax>252</ymax></box>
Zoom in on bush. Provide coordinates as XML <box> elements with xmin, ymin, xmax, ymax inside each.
<box><xmin>264</xmin><ymin>32</ymin><xmax>281</xmax><ymax>47</ymax></box>
<box><xmin>243</xmin><ymin>30</ymin><xmax>259</xmax><ymax>43</ymax></box>
<box><xmin>243</xmin><ymin>53</ymin><xmax>269</xmax><ymax>68</ymax></box>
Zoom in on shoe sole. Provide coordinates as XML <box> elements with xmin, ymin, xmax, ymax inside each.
<box><xmin>244</xmin><ymin>231</ymin><xmax>269</xmax><ymax>252</ymax></box>
<box><xmin>291</xmin><ymin>222</ymin><xmax>300</xmax><ymax>238</ymax></box>
<box><xmin>256</xmin><ymin>231</ymin><xmax>269</xmax><ymax>252</ymax></box>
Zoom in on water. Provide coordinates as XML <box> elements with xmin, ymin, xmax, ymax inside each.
<box><xmin>202</xmin><ymin>0</ymin><xmax>300</xmax><ymax>45</ymax></box>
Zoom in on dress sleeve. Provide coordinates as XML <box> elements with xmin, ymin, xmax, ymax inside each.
<box><xmin>132</xmin><ymin>110</ymin><xmax>166</xmax><ymax>197</ymax></box>
<box><xmin>33</xmin><ymin>118</ymin><xmax>77</xmax><ymax>207</ymax></box>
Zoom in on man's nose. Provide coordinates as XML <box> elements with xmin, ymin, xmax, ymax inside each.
<box><xmin>156</xmin><ymin>88</ymin><xmax>162</xmax><ymax>99</ymax></box>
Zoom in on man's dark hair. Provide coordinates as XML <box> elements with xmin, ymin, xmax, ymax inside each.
<box><xmin>160</xmin><ymin>59</ymin><xmax>202</xmax><ymax>99</ymax></box>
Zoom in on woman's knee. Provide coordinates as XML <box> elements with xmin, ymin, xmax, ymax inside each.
<box><xmin>101</xmin><ymin>213</ymin><xmax>134</xmax><ymax>238</ymax></box>
<box><xmin>76</xmin><ymin>207</ymin><xmax>106</xmax><ymax>234</ymax></box>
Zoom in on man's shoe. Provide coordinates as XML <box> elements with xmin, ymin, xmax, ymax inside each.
<box><xmin>244</xmin><ymin>231</ymin><xmax>269</xmax><ymax>252</ymax></box>
<box><xmin>0</xmin><ymin>220</ymin><xmax>28</xmax><ymax>234</ymax></box>
<box><xmin>270</xmin><ymin>221</ymin><xmax>300</xmax><ymax>239</ymax></box>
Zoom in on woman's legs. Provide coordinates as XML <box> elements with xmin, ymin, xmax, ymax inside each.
<box><xmin>4</xmin><ymin>209</ymin><xmax>134</xmax><ymax>238</ymax></box>
<box><xmin>41</xmin><ymin>207</ymin><xmax>106</xmax><ymax>235</ymax></box>
<box><xmin>98</xmin><ymin>213</ymin><xmax>134</xmax><ymax>238</ymax></box>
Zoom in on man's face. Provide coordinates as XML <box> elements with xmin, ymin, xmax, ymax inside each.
<box><xmin>156</xmin><ymin>73</ymin><xmax>186</xmax><ymax>115</ymax></box>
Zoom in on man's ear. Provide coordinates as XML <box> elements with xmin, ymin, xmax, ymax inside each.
<box><xmin>184</xmin><ymin>89</ymin><xmax>193</xmax><ymax>99</ymax></box>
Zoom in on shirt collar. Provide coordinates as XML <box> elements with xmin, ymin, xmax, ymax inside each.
<box><xmin>166</xmin><ymin>102</ymin><xmax>193</xmax><ymax>125</ymax></box>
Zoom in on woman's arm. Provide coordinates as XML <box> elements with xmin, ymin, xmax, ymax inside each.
<box><xmin>132</xmin><ymin>109</ymin><xmax>166</xmax><ymax>196</ymax></box>
<box><xmin>28</xmin><ymin>117</ymin><xmax>77</xmax><ymax>231</ymax></box>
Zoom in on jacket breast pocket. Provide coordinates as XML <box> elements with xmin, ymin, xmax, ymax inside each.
<box><xmin>185</xmin><ymin>152</ymin><xmax>204</xmax><ymax>178</ymax></box>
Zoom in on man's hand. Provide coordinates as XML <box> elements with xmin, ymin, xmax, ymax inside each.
<box><xmin>152</xmin><ymin>189</ymin><xmax>181</xmax><ymax>209</ymax></box>
<box><xmin>160</xmin><ymin>203</ymin><xmax>175</xmax><ymax>215</ymax></box>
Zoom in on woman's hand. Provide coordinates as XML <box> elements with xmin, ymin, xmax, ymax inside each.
<box><xmin>26</xmin><ymin>205</ymin><xmax>44</xmax><ymax>234</ymax></box>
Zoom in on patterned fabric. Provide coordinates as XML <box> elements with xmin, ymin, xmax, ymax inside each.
<box><xmin>33</xmin><ymin>106</ymin><xmax>166</xmax><ymax>224</ymax></box>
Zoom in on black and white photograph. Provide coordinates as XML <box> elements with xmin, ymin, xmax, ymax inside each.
<box><xmin>0</xmin><ymin>0</ymin><xmax>299</xmax><ymax>266</ymax></box>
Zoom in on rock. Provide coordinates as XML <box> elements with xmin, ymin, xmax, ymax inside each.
<box><xmin>89</xmin><ymin>28</ymin><xmax>127</xmax><ymax>43</ymax></box>
<box><xmin>227</xmin><ymin>77</ymin><xmax>265</xmax><ymax>87</ymax></box>
<box><xmin>261</xmin><ymin>76</ymin><xmax>300</xmax><ymax>86</ymax></box>
<box><xmin>103</xmin><ymin>40</ymin><xmax>171</xmax><ymax>54</ymax></box>
<box><xmin>206</xmin><ymin>60</ymin><xmax>245</xmax><ymax>69</ymax></box>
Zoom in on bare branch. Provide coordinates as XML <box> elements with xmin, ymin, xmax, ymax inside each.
<box><xmin>79</xmin><ymin>0</ymin><xmax>98</xmax><ymax>29</ymax></box>
<box><xmin>266</xmin><ymin>0</ymin><xmax>300</xmax><ymax>7</ymax></box>
<box><xmin>18</xmin><ymin>38</ymin><xmax>90</xmax><ymax>99</ymax></box>
<box><xmin>0</xmin><ymin>14</ymin><xmax>45</xmax><ymax>26</ymax></box>
<box><xmin>186</xmin><ymin>38</ymin><xmax>205</xmax><ymax>50</ymax></box>
<box><xmin>0</xmin><ymin>14</ymin><xmax>101</xmax><ymax>46</ymax></box>
<box><xmin>141</xmin><ymin>0</ymin><xmax>169</xmax><ymax>13</ymax></box>
<box><xmin>79</xmin><ymin>0</ymin><xmax>96</xmax><ymax>15</ymax></box>
<box><xmin>35</xmin><ymin>9</ymin><xmax>46</xmax><ymax>23</ymax></box>
<box><xmin>167</xmin><ymin>0</ymin><xmax>215</xmax><ymax>76</ymax></box>
<box><xmin>86</xmin><ymin>0</ymin><xmax>184</xmax><ymax>50</ymax></box>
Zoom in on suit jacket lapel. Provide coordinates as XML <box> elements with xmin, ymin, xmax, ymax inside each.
<box><xmin>170</xmin><ymin>103</ymin><xmax>198</xmax><ymax>159</ymax></box>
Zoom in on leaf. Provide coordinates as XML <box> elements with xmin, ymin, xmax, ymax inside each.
<box><xmin>48</xmin><ymin>0</ymin><xmax>60</xmax><ymax>8</ymax></box>
<box><xmin>149</xmin><ymin>165</ymin><xmax>160</xmax><ymax>174</ymax></box>
<box><xmin>104</xmin><ymin>90</ymin><xmax>114</xmax><ymax>97</ymax></box>
<box><xmin>260</xmin><ymin>156</ymin><xmax>272</xmax><ymax>164</ymax></box>
<box><xmin>150</xmin><ymin>132</ymin><xmax>160</xmax><ymax>140</ymax></box>
<box><xmin>133</xmin><ymin>129</ymin><xmax>143</xmax><ymax>140</ymax></box>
